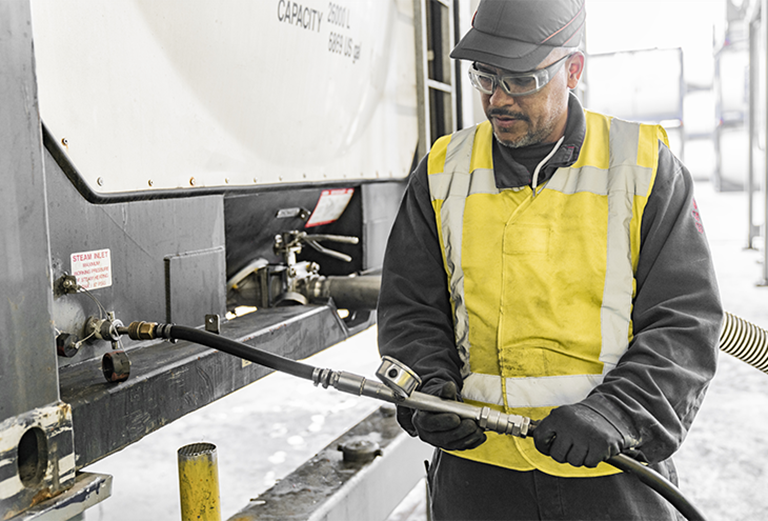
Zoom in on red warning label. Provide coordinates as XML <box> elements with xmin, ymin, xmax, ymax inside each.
<box><xmin>71</xmin><ymin>248</ymin><xmax>112</xmax><ymax>290</ymax></box>
<box><xmin>305</xmin><ymin>188</ymin><xmax>354</xmax><ymax>228</ymax></box>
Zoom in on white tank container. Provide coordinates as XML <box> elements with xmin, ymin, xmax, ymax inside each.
<box><xmin>30</xmin><ymin>0</ymin><xmax>418</xmax><ymax>193</ymax></box>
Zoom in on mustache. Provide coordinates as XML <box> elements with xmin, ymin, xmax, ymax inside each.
<box><xmin>487</xmin><ymin>108</ymin><xmax>529</xmax><ymax>121</ymax></box>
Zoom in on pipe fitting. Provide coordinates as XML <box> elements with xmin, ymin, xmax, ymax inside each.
<box><xmin>102</xmin><ymin>350</ymin><xmax>131</xmax><ymax>383</ymax></box>
<box><xmin>125</xmin><ymin>320</ymin><xmax>158</xmax><ymax>340</ymax></box>
<box><xmin>83</xmin><ymin>314</ymin><xmax>123</xmax><ymax>342</ymax></box>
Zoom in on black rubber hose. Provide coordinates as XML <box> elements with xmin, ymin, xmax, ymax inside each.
<box><xmin>153</xmin><ymin>324</ymin><xmax>706</xmax><ymax>520</ymax></box>
<box><xmin>608</xmin><ymin>454</ymin><xmax>705</xmax><ymax>521</ymax></box>
<box><xmin>163</xmin><ymin>324</ymin><xmax>317</xmax><ymax>381</ymax></box>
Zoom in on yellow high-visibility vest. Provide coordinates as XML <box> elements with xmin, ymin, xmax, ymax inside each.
<box><xmin>427</xmin><ymin>111</ymin><xmax>668</xmax><ymax>477</ymax></box>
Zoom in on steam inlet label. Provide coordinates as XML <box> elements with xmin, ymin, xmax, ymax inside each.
<box><xmin>71</xmin><ymin>248</ymin><xmax>112</xmax><ymax>290</ymax></box>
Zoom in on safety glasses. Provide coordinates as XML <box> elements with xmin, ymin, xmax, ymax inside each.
<box><xmin>468</xmin><ymin>54</ymin><xmax>573</xmax><ymax>97</ymax></box>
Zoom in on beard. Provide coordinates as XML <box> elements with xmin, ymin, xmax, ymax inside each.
<box><xmin>488</xmin><ymin>107</ymin><xmax>561</xmax><ymax>149</ymax></box>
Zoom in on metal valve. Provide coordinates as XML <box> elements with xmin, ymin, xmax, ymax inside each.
<box><xmin>84</xmin><ymin>312</ymin><xmax>123</xmax><ymax>343</ymax></box>
<box><xmin>375</xmin><ymin>356</ymin><xmax>422</xmax><ymax>400</ymax></box>
<box><xmin>82</xmin><ymin>312</ymin><xmax>132</xmax><ymax>383</ymax></box>
<box><xmin>274</xmin><ymin>230</ymin><xmax>359</xmax><ymax>264</ymax></box>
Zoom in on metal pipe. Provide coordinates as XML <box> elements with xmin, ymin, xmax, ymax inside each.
<box><xmin>315</xmin><ymin>372</ymin><xmax>703</xmax><ymax>520</ymax></box>
<box><xmin>763</xmin><ymin>171</ymin><xmax>768</xmax><ymax>284</ymax></box>
<box><xmin>313</xmin><ymin>368</ymin><xmax>535</xmax><ymax>437</ymax></box>
<box><xmin>178</xmin><ymin>442</ymin><xmax>221</xmax><ymax>521</ymax></box>
<box><xmin>308</xmin><ymin>275</ymin><xmax>382</xmax><ymax>310</ymax></box>
<box><xmin>763</xmin><ymin>144</ymin><xmax>768</xmax><ymax>284</ymax></box>
<box><xmin>228</xmin><ymin>272</ymin><xmax>382</xmax><ymax>311</ymax></box>
<box><xmin>748</xmin><ymin>16</ymin><xmax>758</xmax><ymax>249</ymax></box>
<box><xmin>762</xmin><ymin>0</ymin><xmax>768</xmax><ymax>284</ymax></box>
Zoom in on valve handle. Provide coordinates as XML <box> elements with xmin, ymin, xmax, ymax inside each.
<box><xmin>303</xmin><ymin>238</ymin><xmax>353</xmax><ymax>262</ymax></box>
<box><xmin>303</xmin><ymin>233</ymin><xmax>359</xmax><ymax>244</ymax></box>
<box><xmin>276</xmin><ymin>230</ymin><xmax>359</xmax><ymax>263</ymax></box>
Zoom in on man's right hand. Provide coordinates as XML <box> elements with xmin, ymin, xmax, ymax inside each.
<box><xmin>410</xmin><ymin>381</ymin><xmax>487</xmax><ymax>451</ymax></box>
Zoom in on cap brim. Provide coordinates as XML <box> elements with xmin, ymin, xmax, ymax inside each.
<box><xmin>450</xmin><ymin>27</ymin><xmax>556</xmax><ymax>72</ymax></box>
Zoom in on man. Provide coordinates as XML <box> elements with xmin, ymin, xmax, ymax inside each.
<box><xmin>377</xmin><ymin>0</ymin><xmax>723</xmax><ymax>519</ymax></box>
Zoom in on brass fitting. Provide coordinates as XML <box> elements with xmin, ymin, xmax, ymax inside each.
<box><xmin>126</xmin><ymin>321</ymin><xmax>158</xmax><ymax>340</ymax></box>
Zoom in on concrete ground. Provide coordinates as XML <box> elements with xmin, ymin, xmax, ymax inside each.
<box><xmin>82</xmin><ymin>179</ymin><xmax>768</xmax><ymax>521</ymax></box>
<box><xmin>672</xmin><ymin>181</ymin><xmax>768</xmax><ymax>521</ymax></box>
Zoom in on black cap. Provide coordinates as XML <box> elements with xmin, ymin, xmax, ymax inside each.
<box><xmin>451</xmin><ymin>0</ymin><xmax>585</xmax><ymax>72</ymax></box>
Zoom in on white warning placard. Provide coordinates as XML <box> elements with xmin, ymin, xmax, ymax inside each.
<box><xmin>71</xmin><ymin>248</ymin><xmax>112</xmax><ymax>290</ymax></box>
<box><xmin>305</xmin><ymin>188</ymin><xmax>354</xmax><ymax>228</ymax></box>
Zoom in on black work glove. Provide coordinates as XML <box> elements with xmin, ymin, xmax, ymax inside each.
<box><xmin>410</xmin><ymin>381</ymin><xmax>487</xmax><ymax>451</ymax></box>
<box><xmin>533</xmin><ymin>403</ymin><xmax>624</xmax><ymax>468</ymax></box>
<box><xmin>395</xmin><ymin>404</ymin><xmax>419</xmax><ymax>437</ymax></box>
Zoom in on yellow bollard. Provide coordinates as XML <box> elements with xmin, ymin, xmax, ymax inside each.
<box><xmin>178</xmin><ymin>442</ymin><xmax>222</xmax><ymax>521</ymax></box>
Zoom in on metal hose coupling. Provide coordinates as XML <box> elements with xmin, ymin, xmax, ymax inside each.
<box><xmin>120</xmin><ymin>321</ymin><xmax>174</xmax><ymax>341</ymax></box>
<box><xmin>477</xmin><ymin>406</ymin><xmax>536</xmax><ymax>438</ymax></box>
<box><xmin>312</xmin><ymin>364</ymin><xmax>535</xmax><ymax>438</ymax></box>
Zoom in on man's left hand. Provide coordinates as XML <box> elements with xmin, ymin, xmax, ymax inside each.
<box><xmin>533</xmin><ymin>404</ymin><xmax>624</xmax><ymax>468</ymax></box>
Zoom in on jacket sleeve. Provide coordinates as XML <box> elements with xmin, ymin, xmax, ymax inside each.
<box><xmin>582</xmin><ymin>142</ymin><xmax>724</xmax><ymax>464</ymax></box>
<box><xmin>377</xmin><ymin>155</ymin><xmax>464</xmax><ymax>395</ymax></box>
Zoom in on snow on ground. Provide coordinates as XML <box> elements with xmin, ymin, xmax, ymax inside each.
<box><xmin>82</xmin><ymin>179</ymin><xmax>768</xmax><ymax>521</ymax></box>
<box><xmin>82</xmin><ymin>330</ymin><xmax>383</xmax><ymax>520</ymax></box>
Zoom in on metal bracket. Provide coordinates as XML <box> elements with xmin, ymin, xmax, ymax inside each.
<box><xmin>205</xmin><ymin>314</ymin><xmax>221</xmax><ymax>334</ymax></box>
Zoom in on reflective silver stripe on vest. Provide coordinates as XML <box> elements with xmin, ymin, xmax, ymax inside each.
<box><xmin>463</xmin><ymin>372</ymin><xmax>606</xmax><ymax>408</ymax></box>
<box><xmin>601</xmin><ymin>120</ymin><xmax>649</xmax><ymax>372</ymax></box>
<box><xmin>429</xmin><ymin>168</ymin><xmax>497</xmax><ymax>198</ymax></box>
<box><xmin>432</xmin><ymin>119</ymin><xmax>654</xmax><ymax>407</ymax></box>
<box><xmin>429</xmin><ymin>126</ymin><xmax>479</xmax><ymax>377</ymax></box>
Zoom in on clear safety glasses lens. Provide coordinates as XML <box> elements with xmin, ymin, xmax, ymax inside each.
<box><xmin>468</xmin><ymin>54</ymin><xmax>572</xmax><ymax>97</ymax></box>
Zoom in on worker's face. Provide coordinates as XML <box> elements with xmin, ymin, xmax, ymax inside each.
<box><xmin>479</xmin><ymin>51</ymin><xmax>584</xmax><ymax>148</ymax></box>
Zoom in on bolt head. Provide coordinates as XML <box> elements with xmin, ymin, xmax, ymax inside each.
<box><xmin>338</xmin><ymin>438</ymin><xmax>381</xmax><ymax>463</ymax></box>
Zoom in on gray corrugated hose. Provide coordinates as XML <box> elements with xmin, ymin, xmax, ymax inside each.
<box><xmin>720</xmin><ymin>312</ymin><xmax>768</xmax><ymax>374</ymax></box>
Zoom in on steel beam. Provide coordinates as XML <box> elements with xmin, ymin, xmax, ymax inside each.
<box><xmin>59</xmin><ymin>305</ymin><xmax>366</xmax><ymax>469</ymax></box>
<box><xmin>762</xmin><ymin>0</ymin><xmax>768</xmax><ymax>285</ymax></box>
